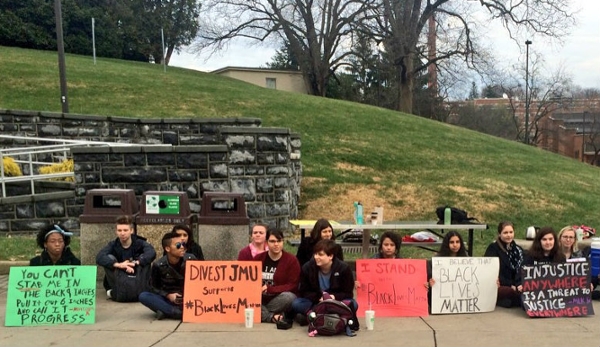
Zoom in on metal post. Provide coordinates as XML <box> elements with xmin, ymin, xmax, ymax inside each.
<box><xmin>524</xmin><ymin>40</ymin><xmax>532</xmax><ymax>144</ymax></box>
<box><xmin>161</xmin><ymin>28</ymin><xmax>166</xmax><ymax>73</ymax></box>
<box><xmin>54</xmin><ymin>0</ymin><xmax>69</xmax><ymax>113</ymax></box>
<box><xmin>92</xmin><ymin>17</ymin><xmax>96</xmax><ymax>65</ymax></box>
<box><xmin>582</xmin><ymin>111</ymin><xmax>587</xmax><ymax>162</ymax></box>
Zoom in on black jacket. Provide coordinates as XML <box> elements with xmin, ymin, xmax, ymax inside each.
<box><xmin>296</xmin><ymin>237</ymin><xmax>344</xmax><ymax>267</ymax></box>
<box><xmin>298</xmin><ymin>257</ymin><xmax>354</xmax><ymax>305</ymax></box>
<box><xmin>150</xmin><ymin>253</ymin><xmax>197</xmax><ymax>298</ymax></box>
<box><xmin>484</xmin><ymin>241</ymin><xmax>524</xmax><ymax>286</ymax></box>
<box><xmin>30</xmin><ymin>247</ymin><xmax>81</xmax><ymax>266</ymax></box>
<box><xmin>96</xmin><ymin>235</ymin><xmax>156</xmax><ymax>268</ymax></box>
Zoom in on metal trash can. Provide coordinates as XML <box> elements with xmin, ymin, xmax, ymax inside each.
<box><xmin>198</xmin><ymin>192</ymin><xmax>249</xmax><ymax>260</ymax></box>
<box><xmin>79</xmin><ymin>189</ymin><xmax>139</xmax><ymax>279</ymax></box>
<box><xmin>136</xmin><ymin>191</ymin><xmax>196</xmax><ymax>255</ymax></box>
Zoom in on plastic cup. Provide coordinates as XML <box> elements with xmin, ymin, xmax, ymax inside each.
<box><xmin>365</xmin><ymin>310</ymin><xmax>375</xmax><ymax>330</ymax></box>
<box><xmin>245</xmin><ymin>308</ymin><xmax>254</xmax><ymax>328</ymax></box>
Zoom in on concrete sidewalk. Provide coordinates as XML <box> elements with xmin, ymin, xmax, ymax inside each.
<box><xmin>0</xmin><ymin>274</ymin><xmax>599</xmax><ymax>347</ymax></box>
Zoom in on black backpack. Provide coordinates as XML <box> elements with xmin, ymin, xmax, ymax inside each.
<box><xmin>307</xmin><ymin>299</ymin><xmax>359</xmax><ymax>337</ymax></box>
<box><xmin>436</xmin><ymin>206</ymin><xmax>478</xmax><ymax>224</ymax></box>
<box><xmin>112</xmin><ymin>264</ymin><xmax>151</xmax><ymax>302</ymax></box>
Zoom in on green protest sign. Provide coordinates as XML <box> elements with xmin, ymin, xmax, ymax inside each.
<box><xmin>5</xmin><ymin>266</ymin><xmax>97</xmax><ymax>326</ymax></box>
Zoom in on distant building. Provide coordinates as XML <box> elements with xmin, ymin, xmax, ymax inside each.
<box><xmin>211</xmin><ymin>66</ymin><xmax>309</xmax><ymax>94</ymax></box>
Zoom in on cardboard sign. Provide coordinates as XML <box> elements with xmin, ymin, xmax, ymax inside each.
<box><xmin>521</xmin><ymin>262</ymin><xmax>594</xmax><ymax>317</ymax></box>
<box><xmin>5</xmin><ymin>266</ymin><xmax>96</xmax><ymax>326</ymax></box>
<box><xmin>430</xmin><ymin>257</ymin><xmax>499</xmax><ymax>314</ymax></box>
<box><xmin>183</xmin><ymin>261</ymin><xmax>262</xmax><ymax>323</ymax></box>
<box><xmin>356</xmin><ymin>259</ymin><xmax>428</xmax><ymax>317</ymax></box>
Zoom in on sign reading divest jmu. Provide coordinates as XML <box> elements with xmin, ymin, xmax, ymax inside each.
<box><xmin>521</xmin><ymin>262</ymin><xmax>594</xmax><ymax>317</ymax></box>
<box><xmin>5</xmin><ymin>266</ymin><xmax>97</xmax><ymax>326</ymax></box>
<box><xmin>183</xmin><ymin>261</ymin><xmax>262</xmax><ymax>323</ymax></box>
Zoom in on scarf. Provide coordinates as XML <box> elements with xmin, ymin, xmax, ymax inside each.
<box><xmin>505</xmin><ymin>240</ymin><xmax>523</xmax><ymax>271</ymax></box>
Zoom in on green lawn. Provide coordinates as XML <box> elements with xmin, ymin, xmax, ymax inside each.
<box><xmin>2</xmin><ymin>45</ymin><xmax>600</xmax><ymax>260</ymax></box>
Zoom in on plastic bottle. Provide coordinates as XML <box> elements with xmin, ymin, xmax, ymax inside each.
<box><xmin>591</xmin><ymin>238</ymin><xmax>600</xmax><ymax>278</ymax></box>
<box><xmin>444</xmin><ymin>207</ymin><xmax>451</xmax><ymax>225</ymax></box>
<box><xmin>354</xmin><ymin>202</ymin><xmax>364</xmax><ymax>225</ymax></box>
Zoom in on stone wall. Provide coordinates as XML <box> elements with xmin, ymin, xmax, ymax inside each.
<box><xmin>0</xmin><ymin>109</ymin><xmax>302</xmax><ymax>233</ymax></box>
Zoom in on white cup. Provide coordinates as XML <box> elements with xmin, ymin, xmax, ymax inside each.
<box><xmin>245</xmin><ymin>308</ymin><xmax>254</xmax><ymax>328</ymax></box>
<box><xmin>365</xmin><ymin>310</ymin><xmax>375</xmax><ymax>330</ymax></box>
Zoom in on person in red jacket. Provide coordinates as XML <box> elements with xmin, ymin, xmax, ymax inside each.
<box><xmin>253</xmin><ymin>228</ymin><xmax>300</xmax><ymax>323</ymax></box>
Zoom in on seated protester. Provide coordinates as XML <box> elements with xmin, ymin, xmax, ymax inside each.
<box><xmin>96</xmin><ymin>215</ymin><xmax>156</xmax><ymax>299</ymax></box>
<box><xmin>372</xmin><ymin>231</ymin><xmax>402</xmax><ymax>259</ymax></box>
<box><xmin>522</xmin><ymin>226</ymin><xmax>566</xmax><ymax>266</ymax></box>
<box><xmin>484</xmin><ymin>221</ymin><xmax>524</xmax><ymax>308</ymax></box>
<box><xmin>557</xmin><ymin>226</ymin><xmax>584</xmax><ymax>260</ymax></box>
<box><xmin>253</xmin><ymin>228</ymin><xmax>300</xmax><ymax>324</ymax></box>
<box><xmin>283</xmin><ymin>239</ymin><xmax>356</xmax><ymax>328</ymax></box>
<box><xmin>425</xmin><ymin>231</ymin><xmax>468</xmax><ymax>312</ymax></box>
<box><xmin>238</xmin><ymin>223</ymin><xmax>269</xmax><ymax>261</ymax></box>
<box><xmin>296</xmin><ymin>218</ymin><xmax>343</xmax><ymax>267</ymax></box>
<box><xmin>30</xmin><ymin>224</ymin><xmax>81</xmax><ymax>266</ymax></box>
<box><xmin>355</xmin><ymin>231</ymin><xmax>402</xmax><ymax>290</ymax></box>
<box><xmin>168</xmin><ymin>224</ymin><xmax>204</xmax><ymax>260</ymax></box>
<box><xmin>427</xmin><ymin>231</ymin><xmax>468</xmax><ymax>288</ymax></box>
<box><xmin>139</xmin><ymin>232</ymin><xmax>196</xmax><ymax>320</ymax></box>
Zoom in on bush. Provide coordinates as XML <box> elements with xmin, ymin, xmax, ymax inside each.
<box><xmin>39</xmin><ymin>159</ymin><xmax>74</xmax><ymax>182</ymax></box>
<box><xmin>2</xmin><ymin>157</ymin><xmax>22</xmax><ymax>176</ymax></box>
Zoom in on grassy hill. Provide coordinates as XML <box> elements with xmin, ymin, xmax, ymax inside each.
<box><xmin>2</xmin><ymin>45</ymin><xmax>600</xmax><ymax>258</ymax></box>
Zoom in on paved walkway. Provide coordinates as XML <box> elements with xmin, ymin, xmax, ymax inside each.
<box><xmin>0</xmin><ymin>274</ymin><xmax>599</xmax><ymax>347</ymax></box>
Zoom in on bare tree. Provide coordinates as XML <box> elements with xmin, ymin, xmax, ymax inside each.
<box><xmin>193</xmin><ymin>0</ymin><xmax>374</xmax><ymax>96</ymax></box>
<box><xmin>361</xmin><ymin>0</ymin><xmax>575</xmax><ymax>113</ymax></box>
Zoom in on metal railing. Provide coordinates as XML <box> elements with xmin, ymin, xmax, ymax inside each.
<box><xmin>0</xmin><ymin>135</ymin><xmax>157</xmax><ymax>198</ymax></box>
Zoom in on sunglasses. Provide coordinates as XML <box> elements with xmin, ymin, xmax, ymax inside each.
<box><xmin>175</xmin><ymin>242</ymin><xmax>187</xmax><ymax>249</ymax></box>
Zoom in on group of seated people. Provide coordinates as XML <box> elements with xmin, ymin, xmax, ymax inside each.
<box><xmin>27</xmin><ymin>216</ymin><xmax>599</xmax><ymax>325</ymax></box>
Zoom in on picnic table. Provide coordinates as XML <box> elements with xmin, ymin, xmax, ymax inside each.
<box><xmin>289</xmin><ymin>220</ymin><xmax>489</xmax><ymax>258</ymax></box>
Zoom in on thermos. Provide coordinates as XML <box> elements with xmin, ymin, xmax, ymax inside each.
<box><xmin>444</xmin><ymin>207</ymin><xmax>451</xmax><ymax>225</ymax></box>
<box><xmin>591</xmin><ymin>238</ymin><xmax>600</xmax><ymax>278</ymax></box>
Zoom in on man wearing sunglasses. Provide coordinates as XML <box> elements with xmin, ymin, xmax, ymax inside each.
<box><xmin>139</xmin><ymin>232</ymin><xmax>197</xmax><ymax>320</ymax></box>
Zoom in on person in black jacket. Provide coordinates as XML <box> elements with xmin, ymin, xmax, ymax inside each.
<box><xmin>167</xmin><ymin>224</ymin><xmax>204</xmax><ymax>260</ymax></box>
<box><xmin>30</xmin><ymin>224</ymin><xmax>81</xmax><ymax>266</ymax></box>
<box><xmin>522</xmin><ymin>226</ymin><xmax>566</xmax><ymax>266</ymax></box>
<box><xmin>283</xmin><ymin>239</ymin><xmax>356</xmax><ymax>328</ymax></box>
<box><xmin>96</xmin><ymin>215</ymin><xmax>156</xmax><ymax>299</ymax></box>
<box><xmin>139</xmin><ymin>232</ymin><xmax>196</xmax><ymax>320</ymax></box>
<box><xmin>296</xmin><ymin>218</ymin><xmax>343</xmax><ymax>266</ymax></box>
<box><xmin>484</xmin><ymin>221</ymin><xmax>525</xmax><ymax>308</ymax></box>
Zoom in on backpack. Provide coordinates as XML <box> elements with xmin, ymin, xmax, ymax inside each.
<box><xmin>307</xmin><ymin>298</ymin><xmax>359</xmax><ymax>337</ymax></box>
<box><xmin>435</xmin><ymin>206</ymin><xmax>478</xmax><ymax>224</ymax></box>
<box><xmin>112</xmin><ymin>264</ymin><xmax>151</xmax><ymax>302</ymax></box>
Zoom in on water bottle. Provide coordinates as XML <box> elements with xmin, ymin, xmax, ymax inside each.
<box><xmin>591</xmin><ymin>238</ymin><xmax>600</xmax><ymax>278</ymax></box>
<box><xmin>444</xmin><ymin>207</ymin><xmax>451</xmax><ymax>225</ymax></box>
<box><xmin>308</xmin><ymin>311</ymin><xmax>317</xmax><ymax>322</ymax></box>
<box><xmin>354</xmin><ymin>202</ymin><xmax>364</xmax><ymax>225</ymax></box>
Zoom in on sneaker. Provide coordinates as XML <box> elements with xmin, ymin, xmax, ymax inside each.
<box><xmin>172</xmin><ymin>308</ymin><xmax>183</xmax><ymax>320</ymax></box>
<box><xmin>156</xmin><ymin>310</ymin><xmax>166</xmax><ymax>320</ymax></box>
<box><xmin>276</xmin><ymin>318</ymin><xmax>293</xmax><ymax>330</ymax></box>
<box><xmin>497</xmin><ymin>298</ymin><xmax>512</xmax><ymax>308</ymax></box>
<box><xmin>106</xmin><ymin>289</ymin><xmax>112</xmax><ymax>299</ymax></box>
<box><xmin>295</xmin><ymin>313</ymin><xmax>308</xmax><ymax>326</ymax></box>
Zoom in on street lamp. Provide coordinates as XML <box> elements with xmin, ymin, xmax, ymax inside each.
<box><xmin>524</xmin><ymin>40</ymin><xmax>532</xmax><ymax>145</ymax></box>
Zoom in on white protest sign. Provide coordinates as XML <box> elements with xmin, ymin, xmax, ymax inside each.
<box><xmin>431</xmin><ymin>257</ymin><xmax>499</xmax><ymax>314</ymax></box>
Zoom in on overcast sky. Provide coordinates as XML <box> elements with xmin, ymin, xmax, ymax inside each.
<box><xmin>170</xmin><ymin>0</ymin><xmax>600</xmax><ymax>90</ymax></box>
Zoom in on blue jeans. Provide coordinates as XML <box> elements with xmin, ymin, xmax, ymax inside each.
<box><xmin>139</xmin><ymin>292</ymin><xmax>182</xmax><ymax>318</ymax></box>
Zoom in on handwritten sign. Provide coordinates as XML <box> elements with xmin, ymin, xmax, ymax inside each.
<box><xmin>356</xmin><ymin>259</ymin><xmax>428</xmax><ymax>317</ymax></box>
<box><xmin>521</xmin><ymin>262</ymin><xmax>594</xmax><ymax>317</ymax></box>
<box><xmin>183</xmin><ymin>261</ymin><xmax>262</xmax><ymax>323</ymax></box>
<box><xmin>430</xmin><ymin>257</ymin><xmax>498</xmax><ymax>314</ymax></box>
<box><xmin>5</xmin><ymin>266</ymin><xmax>96</xmax><ymax>326</ymax></box>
